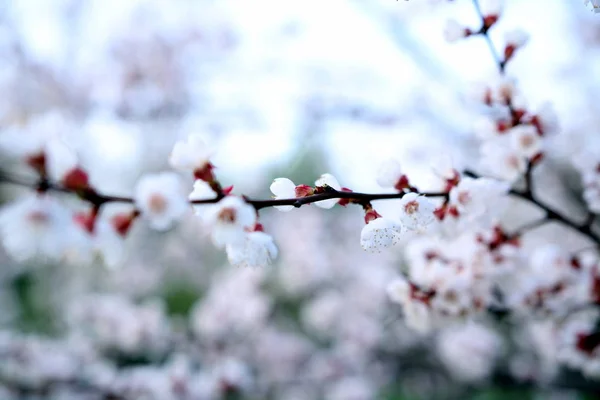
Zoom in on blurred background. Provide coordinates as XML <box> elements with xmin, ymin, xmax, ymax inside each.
<box><xmin>0</xmin><ymin>0</ymin><xmax>599</xmax><ymax>399</ymax></box>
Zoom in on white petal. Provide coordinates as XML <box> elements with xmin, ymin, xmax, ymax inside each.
<box><xmin>270</xmin><ymin>178</ymin><xmax>296</xmax><ymax>212</ymax></box>
<box><xmin>360</xmin><ymin>218</ymin><xmax>403</xmax><ymax>253</ymax></box>
<box><xmin>314</xmin><ymin>173</ymin><xmax>341</xmax><ymax>209</ymax></box>
<box><xmin>376</xmin><ymin>159</ymin><xmax>403</xmax><ymax>188</ymax></box>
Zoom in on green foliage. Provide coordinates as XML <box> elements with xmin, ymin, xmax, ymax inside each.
<box><xmin>11</xmin><ymin>271</ymin><xmax>57</xmax><ymax>335</ymax></box>
<box><xmin>163</xmin><ymin>283</ymin><xmax>201</xmax><ymax>317</ymax></box>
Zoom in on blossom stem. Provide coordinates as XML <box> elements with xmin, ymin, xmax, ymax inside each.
<box><xmin>472</xmin><ymin>0</ymin><xmax>506</xmax><ymax>73</ymax></box>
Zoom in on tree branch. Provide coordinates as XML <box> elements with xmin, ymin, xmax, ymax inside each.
<box><xmin>0</xmin><ymin>171</ymin><xmax>448</xmax><ymax>212</ymax></box>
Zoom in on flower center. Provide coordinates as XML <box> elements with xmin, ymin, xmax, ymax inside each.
<box><xmin>28</xmin><ymin>210</ymin><xmax>50</xmax><ymax>225</ymax></box>
<box><xmin>218</xmin><ymin>207</ymin><xmax>237</xmax><ymax>223</ymax></box>
<box><xmin>148</xmin><ymin>193</ymin><xmax>168</xmax><ymax>214</ymax></box>
<box><xmin>457</xmin><ymin>191</ymin><xmax>471</xmax><ymax>205</ymax></box>
<box><xmin>506</xmin><ymin>154</ymin><xmax>522</xmax><ymax>170</ymax></box>
<box><xmin>520</xmin><ymin>134</ymin><xmax>535</xmax><ymax>148</ymax></box>
<box><xmin>404</xmin><ymin>200</ymin><xmax>419</xmax><ymax>215</ymax></box>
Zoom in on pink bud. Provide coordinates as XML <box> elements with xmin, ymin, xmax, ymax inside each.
<box><xmin>364</xmin><ymin>208</ymin><xmax>382</xmax><ymax>224</ymax></box>
<box><xmin>194</xmin><ymin>162</ymin><xmax>215</xmax><ymax>182</ymax></box>
<box><xmin>338</xmin><ymin>187</ymin><xmax>353</xmax><ymax>207</ymax></box>
<box><xmin>74</xmin><ymin>211</ymin><xmax>96</xmax><ymax>234</ymax></box>
<box><xmin>294</xmin><ymin>184</ymin><xmax>314</xmax><ymax>198</ymax></box>
<box><xmin>26</xmin><ymin>152</ymin><xmax>47</xmax><ymax>177</ymax></box>
<box><xmin>112</xmin><ymin>211</ymin><xmax>138</xmax><ymax>237</ymax></box>
<box><xmin>62</xmin><ymin>167</ymin><xmax>90</xmax><ymax>191</ymax></box>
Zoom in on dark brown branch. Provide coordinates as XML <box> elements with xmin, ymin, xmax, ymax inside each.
<box><xmin>0</xmin><ymin>171</ymin><xmax>448</xmax><ymax>211</ymax></box>
<box><xmin>463</xmin><ymin>169</ymin><xmax>599</xmax><ymax>246</ymax></box>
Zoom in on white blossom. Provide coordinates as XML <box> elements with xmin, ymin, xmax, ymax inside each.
<box><xmin>203</xmin><ymin>196</ymin><xmax>257</xmax><ymax>248</ymax></box>
<box><xmin>473</xmin><ymin>117</ymin><xmax>500</xmax><ymax>141</ymax></box>
<box><xmin>437</xmin><ymin>323</ymin><xmax>503</xmax><ymax>382</ymax></box>
<box><xmin>534</xmin><ymin>102</ymin><xmax>559</xmax><ymax>136</ymax></box>
<box><xmin>480</xmin><ymin>139</ymin><xmax>527</xmax><ymax>183</ymax></box>
<box><xmin>509</xmin><ymin>125</ymin><xmax>542</xmax><ymax>158</ymax></box>
<box><xmin>189</xmin><ymin>180</ymin><xmax>217</xmax><ymax>216</ymax></box>
<box><xmin>92</xmin><ymin>217</ymin><xmax>126</xmax><ymax>269</ymax></box>
<box><xmin>133</xmin><ymin>172</ymin><xmax>189</xmax><ymax>231</ymax></box>
<box><xmin>505</xmin><ymin>29</ymin><xmax>530</xmax><ymax>48</ymax></box>
<box><xmin>360</xmin><ymin>217</ymin><xmax>402</xmax><ymax>253</ymax></box>
<box><xmin>479</xmin><ymin>0</ymin><xmax>503</xmax><ymax>16</ymax></box>
<box><xmin>326</xmin><ymin>377</ymin><xmax>375</xmax><ymax>400</ymax></box>
<box><xmin>301</xmin><ymin>290</ymin><xmax>344</xmax><ymax>336</ymax></box>
<box><xmin>67</xmin><ymin>295</ymin><xmax>171</xmax><ymax>355</ymax></box>
<box><xmin>375</xmin><ymin>158</ymin><xmax>404</xmax><ymax>188</ymax></box>
<box><xmin>169</xmin><ymin>133</ymin><xmax>214</xmax><ymax>172</ymax></box>
<box><xmin>0</xmin><ymin>194</ymin><xmax>81</xmax><ymax>263</ymax></box>
<box><xmin>226</xmin><ymin>231</ymin><xmax>278</xmax><ymax>268</ymax></box>
<box><xmin>584</xmin><ymin>185</ymin><xmax>600</xmax><ymax>213</ymax></box>
<box><xmin>398</xmin><ymin>193</ymin><xmax>436</xmax><ymax>231</ymax></box>
<box><xmin>270</xmin><ymin>178</ymin><xmax>297</xmax><ymax>212</ymax></box>
<box><xmin>314</xmin><ymin>173</ymin><xmax>341</xmax><ymax>209</ymax></box>
<box><xmin>0</xmin><ymin>112</ymin><xmax>72</xmax><ymax>164</ymax></box>
<box><xmin>443</xmin><ymin>19</ymin><xmax>468</xmax><ymax>43</ymax></box>
<box><xmin>211</xmin><ymin>358</ymin><xmax>253</xmax><ymax>393</ymax></box>
<box><xmin>491</xmin><ymin>77</ymin><xmax>517</xmax><ymax>105</ymax></box>
<box><xmin>557</xmin><ymin>311</ymin><xmax>600</xmax><ymax>378</ymax></box>
<box><xmin>190</xmin><ymin>270</ymin><xmax>271</xmax><ymax>338</ymax></box>
<box><xmin>449</xmin><ymin>177</ymin><xmax>510</xmax><ymax>218</ymax></box>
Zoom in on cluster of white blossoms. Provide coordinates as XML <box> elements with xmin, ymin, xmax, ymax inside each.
<box><xmin>66</xmin><ymin>294</ymin><xmax>172</xmax><ymax>357</ymax></box>
<box><xmin>437</xmin><ymin>322</ymin><xmax>504</xmax><ymax>383</ymax></box>
<box><xmin>0</xmin><ymin>327</ymin><xmax>255</xmax><ymax>400</ymax></box>
<box><xmin>557</xmin><ymin>310</ymin><xmax>600</xmax><ymax>378</ymax></box>
<box><xmin>1</xmin><ymin>0</ymin><xmax>600</xmax><ymax>394</ymax></box>
<box><xmin>0</xmin><ymin>126</ymin><xmax>282</xmax><ymax>269</ymax></box>
<box><xmin>572</xmin><ymin>144</ymin><xmax>600</xmax><ymax>213</ymax></box>
<box><xmin>472</xmin><ymin>80</ymin><xmax>559</xmax><ymax>183</ymax></box>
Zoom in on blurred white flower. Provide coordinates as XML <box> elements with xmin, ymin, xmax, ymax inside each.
<box><xmin>583</xmin><ymin>184</ymin><xmax>600</xmax><ymax>213</ymax></box>
<box><xmin>92</xmin><ymin>217</ymin><xmax>126</xmax><ymax>268</ymax></box>
<box><xmin>189</xmin><ymin>179</ymin><xmax>218</xmax><ymax>216</ymax></box>
<box><xmin>443</xmin><ymin>19</ymin><xmax>469</xmax><ymax>43</ymax></box>
<box><xmin>480</xmin><ymin>0</ymin><xmax>503</xmax><ymax>16</ymax></box>
<box><xmin>134</xmin><ymin>172</ymin><xmax>189</xmax><ymax>231</ymax></box>
<box><xmin>0</xmin><ymin>194</ymin><xmax>82</xmax><ymax>263</ymax></box>
<box><xmin>360</xmin><ymin>217</ymin><xmax>402</xmax><ymax>253</ymax></box>
<box><xmin>473</xmin><ymin>117</ymin><xmax>500</xmax><ymax>141</ymax></box>
<box><xmin>270</xmin><ymin>177</ymin><xmax>297</xmax><ymax>212</ymax></box>
<box><xmin>398</xmin><ymin>193</ymin><xmax>436</xmax><ymax>231</ymax></box>
<box><xmin>449</xmin><ymin>177</ymin><xmax>510</xmax><ymax>218</ymax></box>
<box><xmin>557</xmin><ymin>311</ymin><xmax>600</xmax><ymax>378</ymax></box>
<box><xmin>375</xmin><ymin>158</ymin><xmax>404</xmax><ymax>189</ymax></box>
<box><xmin>301</xmin><ymin>290</ymin><xmax>344</xmax><ymax>336</ymax></box>
<box><xmin>533</xmin><ymin>102</ymin><xmax>559</xmax><ymax>136</ymax></box>
<box><xmin>505</xmin><ymin>29</ymin><xmax>530</xmax><ymax>48</ymax></box>
<box><xmin>211</xmin><ymin>358</ymin><xmax>253</xmax><ymax>393</ymax></box>
<box><xmin>169</xmin><ymin>133</ymin><xmax>214</xmax><ymax>176</ymax></box>
<box><xmin>67</xmin><ymin>295</ymin><xmax>171</xmax><ymax>356</ymax></box>
<box><xmin>509</xmin><ymin>125</ymin><xmax>542</xmax><ymax>159</ymax></box>
<box><xmin>437</xmin><ymin>323</ymin><xmax>503</xmax><ymax>382</ymax></box>
<box><xmin>491</xmin><ymin>77</ymin><xmax>517</xmax><ymax>105</ymax></box>
<box><xmin>190</xmin><ymin>270</ymin><xmax>271</xmax><ymax>338</ymax></box>
<box><xmin>0</xmin><ymin>112</ymin><xmax>73</xmax><ymax>167</ymax></box>
<box><xmin>326</xmin><ymin>376</ymin><xmax>375</xmax><ymax>400</ymax></box>
<box><xmin>226</xmin><ymin>231</ymin><xmax>278</xmax><ymax>268</ymax></box>
<box><xmin>314</xmin><ymin>173</ymin><xmax>341</xmax><ymax>209</ymax></box>
<box><xmin>203</xmin><ymin>196</ymin><xmax>257</xmax><ymax>248</ymax></box>
<box><xmin>480</xmin><ymin>140</ymin><xmax>527</xmax><ymax>183</ymax></box>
